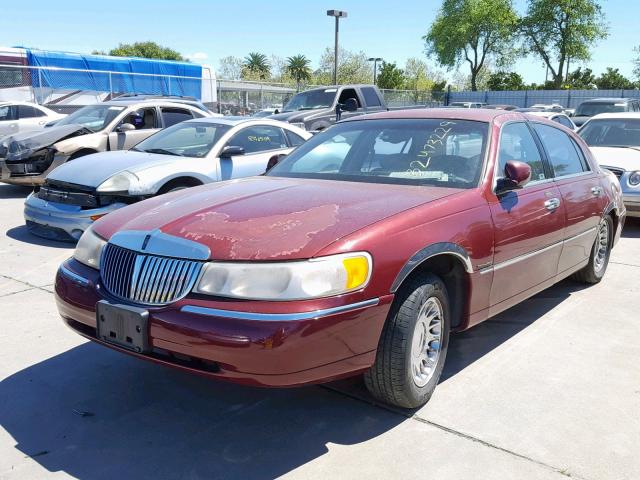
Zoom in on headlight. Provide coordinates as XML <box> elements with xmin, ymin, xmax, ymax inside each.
<box><xmin>73</xmin><ymin>227</ymin><xmax>107</xmax><ymax>269</ymax></box>
<box><xmin>194</xmin><ymin>252</ymin><xmax>372</xmax><ymax>300</ymax></box>
<box><xmin>629</xmin><ymin>171</ymin><xmax>640</xmax><ymax>186</ymax></box>
<box><xmin>96</xmin><ymin>171</ymin><xmax>140</xmax><ymax>193</ymax></box>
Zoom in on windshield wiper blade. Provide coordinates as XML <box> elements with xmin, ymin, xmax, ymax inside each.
<box><xmin>142</xmin><ymin>148</ymin><xmax>181</xmax><ymax>156</ymax></box>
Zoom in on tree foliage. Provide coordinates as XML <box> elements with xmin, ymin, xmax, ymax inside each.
<box><xmin>242</xmin><ymin>52</ymin><xmax>271</xmax><ymax>80</ymax></box>
<box><xmin>217</xmin><ymin>56</ymin><xmax>243</xmax><ymax>80</ymax></box>
<box><xmin>520</xmin><ymin>0</ymin><xmax>608</xmax><ymax>88</ymax></box>
<box><xmin>565</xmin><ymin>67</ymin><xmax>596</xmax><ymax>89</ymax></box>
<box><xmin>316</xmin><ymin>47</ymin><xmax>372</xmax><ymax>85</ymax></box>
<box><xmin>633</xmin><ymin>46</ymin><xmax>640</xmax><ymax>82</ymax></box>
<box><xmin>286</xmin><ymin>54</ymin><xmax>312</xmax><ymax>90</ymax></box>
<box><xmin>424</xmin><ymin>0</ymin><xmax>518</xmax><ymax>91</ymax></box>
<box><xmin>594</xmin><ymin>67</ymin><xmax>635</xmax><ymax>90</ymax></box>
<box><xmin>102</xmin><ymin>41</ymin><xmax>185</xmax><ymax>61</ymax></box>
<box><xmin>376</xmin><ymin>62</ymin><xmax>405</xmax><ymax>90</ymax></box>
<box><xmin>486</xmin><ymin>71</ymin><xmax>526</xmax><ymax>90</ymax></box>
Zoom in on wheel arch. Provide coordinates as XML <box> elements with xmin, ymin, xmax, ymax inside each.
<box><xmin>390</xmin><ymin>243</ymin><xmax>473</xmax><ymax>330</ymax></box>
<box><xmin>156</xmin><ymin>176</ymin><xmax>204</xmax><ymax>194</ymax></box>
<box><xmin>68</xmin><ymin>148</ymin><xmax>99</xmax><ymax>160</ymax></box>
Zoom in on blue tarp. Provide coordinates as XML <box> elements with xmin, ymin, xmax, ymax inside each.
<box><xmin>26</xmin><ymin>49</ymin><xmax>203</xmax><ymax>98</ymax></box>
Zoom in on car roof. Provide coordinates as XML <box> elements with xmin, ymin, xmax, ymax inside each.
<box><xmin>587</xmin><ymin>112</ymin><xmax>640</xmax><ymax>120</ymax></box>
<box><xmin>181</xmin><ymin>116</ymin><xmax>304</xmax><ymax>128</ymax></box>
<box><xmin>526</xmin><ymin>111</ymin><xmax>565</xmax><ymax>118</ymax></box>
<box><xmin>344</xmin><ymin>107</ymin><xmax>511</xmax><ymax>122</ymax></box>
<box><xmin>580</xmin><ymin>98</ymin><xmax>632</xmax><ymax>104</ymax></box>
<box><xmin>100</xmin><ymin>99</ymin><xmax>206</xmax><ymax>109</ymax></box>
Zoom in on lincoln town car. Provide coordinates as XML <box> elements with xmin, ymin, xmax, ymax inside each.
<box><xmin>55</xmin><ymin>109</ymin><xmax>625</xmax><ymax>408</ymax></box>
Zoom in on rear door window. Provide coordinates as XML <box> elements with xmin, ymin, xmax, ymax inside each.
<box><xmin>0</xmin><ymin>105</ymin><xmax>16</xmax><ymax>121</ymax></box>
<box><xmin>227</xmin><ymin>125</ymin><xmax>288</xmax><ymax>154</ymax></box>
<box><xmin>554</xmin><ymin>115</ymin><xmax>574</xmax><ymax>129</ymax></box>
<box><xmin>161</xmin><ymin>107</ymin><xmax>195</xmax><ymax>127</ymax></box>
<box><xmin>284</xmin><ymin>129</ymin><xmax>307</xmax><ymax>147</ymax></box>
<box><xmin>533</xmin><ymin>124</ymin><xmax>588</xmax><ymax>177</ymax></box>
<box><xmin>17</xmin><ymin>105</ymin><xmax>45</xmax><ymax>119</ymax></box>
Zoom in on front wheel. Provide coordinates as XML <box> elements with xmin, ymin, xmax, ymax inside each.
<box><xmin>572</xmin><ymin>215</ymin><xmax>613</xmax><ymax>284</ymax></box>
<box><xmin>364</xmin><ymin>273</ymin><xmax>450</xmax><ymax>408</ymax></box>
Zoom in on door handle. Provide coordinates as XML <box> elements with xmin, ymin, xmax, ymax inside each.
<box><xmin>544</xmin><ymin>198</ymin><xmax>561</xmax><ymax>211</ymax></box>
<box><xmin>591</xmin><ymin>186</ymin><xmax>603</xmax><ymax>196</ymax></box>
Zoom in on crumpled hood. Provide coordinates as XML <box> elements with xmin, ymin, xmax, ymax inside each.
<box><xmin>47</xmin><ymin>150</ymin><xmax>178</xmax><ymax>188</ymax></box>
<box><xmin>590</xmin><ymin>146</ymin><xmax>640</xmax><ymax>171</ymax></box>
<box><xmin>0</xmin><ymin>124</ymin><xmax>91</xmax><ymax>161</ymax></box>
<box><xmin>94</xmin><ymin>176</ymin><xmax>461</xmax><ymax>261</ymax></box>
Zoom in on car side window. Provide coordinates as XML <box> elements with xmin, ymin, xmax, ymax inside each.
<box><xmin>227</xmin><ymin>125</ymin><xmax>288</xmax><ymax>154</ymax></box>
<box><xmin>0</xmin><ymin>105</ymin><xmax>16</xmax><ymax>121</ymax></box>
<box><xmin>533</xmin><ymin>124</ymin><xmax>587</xmax><ymax>177</ymax></box>
<box><xmin>121</xmin><ymin>108</ymin><xmax>158</xmax><ymax>130</ymax></box>
<box><xmin>338</xmin><ymin>88</ymin><xmax>362</xmax><ymax>108</ymax></box>
<box><xmin>284</xmin><ymin>129</ymin><xmax>306</xmax><ymax>147</ymax></box>
<box><xmin>498</xmin><ymin>122</ymin><xmax>547</xmax><ymax>182</ymax></box>
<box><xmin>161</xmin><ymin>107</ymin><xmax>195</xmax><ymax>127</ymax></box>
<box><xmin>361</xmin><ymin>87</ymin><xmax>382</xmax><ymax>107</ymax></box>
<box><xmin>17</xmin><ymin>105</ymin><xmax>45</xmax><ymax>118</ymax></box>
<box><xmin>555</xmin><ymin>116</ymin><xmax>574</xmax><ymax>129</ymax></box>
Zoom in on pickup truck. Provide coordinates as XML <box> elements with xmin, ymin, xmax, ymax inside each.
<box><xmin>269</xmin><ymin>84</ymin><xmax>388</xmax><ymax>131</ymax></box>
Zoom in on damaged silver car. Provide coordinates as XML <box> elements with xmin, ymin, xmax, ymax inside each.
<box><xmin>0</xmin><ymin>99</ymin><xmax>211</xmax><ymax>186</ymax></box>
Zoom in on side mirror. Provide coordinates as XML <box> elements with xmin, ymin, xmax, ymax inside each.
<box><xmin>342</xmin><ymin>98</ymin><xmax>358</xmax><ymax>112</ymax></box>
<box><xmin>265</xmin><ymin>153</ymin><xmax>287</xmax><ymax>173</ymax></box>
<box><xmin>220</xmin><ymin>145</ymin><xmax>245</xmax><ymax>158</ymax></box>
<box><xmin>496</xmin><ymin>160</ymin><xmax>532</xmax><ymax>194</ymax></box>
<box><xmin>274</xmin><ymin>109</ymin><xmax>280</xmax><ymax>115</ymax></box>
<box><xmin>116</xmin><ymin>123</ymin><xmax>136</xmax><ymax>133</ymax></box>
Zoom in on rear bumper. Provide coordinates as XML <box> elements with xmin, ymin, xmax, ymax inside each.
<box><xmin>55</xmin><ymin>259</ymin><xmax>393</xmax><ymax>387</ymax></box>
<box><xmin>24</xmin><ymin>193</ymin><xmax>125</xmax><ymax>241</ymax></box>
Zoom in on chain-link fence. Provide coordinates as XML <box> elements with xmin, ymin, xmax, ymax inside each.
<box><xmin>0</xmin><ymin>63</ymin><xmax>444</xmax><ymax>116</ymax></box>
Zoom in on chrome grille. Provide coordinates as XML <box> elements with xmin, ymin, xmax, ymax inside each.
<box><xmin>603</xmin><ymin>166</ymin><xmax>624</xmax><ymax>179</ymax></box>
<box><xmin>100</xmin><ymin>243</ymin><xmax>203</xmax><ymax>305</ymax></box>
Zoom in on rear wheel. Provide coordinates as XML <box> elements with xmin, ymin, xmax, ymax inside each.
<box><xmin>364</xmin><ymin>273</ymin><xmax>450</xmax><ymax>408</ymax></box>
<box><xmin>572</xmin><ymin>215</ymin><xmax>613</xmax><ymax>284</ymax></box>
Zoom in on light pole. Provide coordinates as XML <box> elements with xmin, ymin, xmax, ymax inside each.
<box><xmin>368</xmin><ymin>57</ymin><xmax>383</xmax><ymax>85</ymax></box>
<box><xmin>327</xmin><ymin>10</ymin><xmax>347</xmax><ymax>85</ymax></box>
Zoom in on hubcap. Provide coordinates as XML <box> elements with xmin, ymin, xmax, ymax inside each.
<box><xmin>411</xmin><ymin>297</ymin><xmax>444</xmax><ymax>388</ymax></box>
<box><xmin>594</xmin><ymin>220</ymin><xmax>609</xmax><ymax>273</ymax></box>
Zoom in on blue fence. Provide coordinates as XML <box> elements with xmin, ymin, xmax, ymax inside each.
<box><xmin>448</xmin><ymin>89</ymin><xmax>640</xmax><ymax>109</ymax></box>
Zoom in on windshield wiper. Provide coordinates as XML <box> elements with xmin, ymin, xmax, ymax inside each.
<box><xmin>141</xmin><ymin>148</ymin><xmax>182</xmax><ymax>156</ymax></box>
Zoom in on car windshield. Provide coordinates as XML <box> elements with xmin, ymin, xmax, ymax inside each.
<box><xmin>283</xmin><ymin>89</ymin><xmax>336</xmax><ymax>111</ymax></box>
<box><xmin>268</xmin><ymin>118</ymin><xmax>489</xmax><ymax>188</ymax></box>
<box><xmin>575</xmin><ymin>102</ymin><xmax>627</xmax><ymax>116</ymax></box>
<box><xmin>132</xmin><ymin>121</ymin><xmax>231</xmax><ymax>157</ymax></box>
<box><xmin>55</xmin><ymin>105</ymin><xmax>125</xmax><ymax>132</ymax></box>
<box><xmin>578</xmin><ymin>118</ymin><xmax>640</xmax><ymax>147</ymax></box>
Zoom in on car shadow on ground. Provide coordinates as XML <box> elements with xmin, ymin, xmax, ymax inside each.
<box><xmin>5</xmin><ymin>225</ymin><xmax>74</xmax><ymax>249</ymax></box>
<box><xmin>0</xmin><ymin>184</ymin><xmax>33</xmax><ymax>199</ymax></box>
<box><xmin>0</xmin><ymin>279</ymin><xmax>591</xmax><ymax>479</ymax></box>
<box><xmin>621</xmin><ymin>218</ymin><xmax>640</xmax><ymax>238</ymax></box>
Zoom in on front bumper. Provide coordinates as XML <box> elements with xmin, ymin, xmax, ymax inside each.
<box><xmin>55</xmin><ymin>259</ymin><xmax>393</xmax><ymax>387</ymax></box>
<box><xmin>623</xmin><ymin>191</ymin><xmax>640</xmax><ymax>218</ymax></box>
<box><xmin>24</xmin><ymin>193</ymin><xmax>125</xmax><ymax>242</ymax></box>
<box><xmin>0</xmin><ymin>155</ymin><xmax>67</xmax><ymax>186</ymax></box>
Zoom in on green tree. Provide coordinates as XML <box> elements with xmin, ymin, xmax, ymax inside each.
<box><xmin>595</xmin><ymin>67</ymin><xmax>635</xmax><ymax>90</ymax></box>
<box><xmin>316</xmin><ymin>47</ymin><xmax>372</xmax><ymax>85</ymax></box>
<box><xmin>103</xmin><ymin>41</ymin><xmax>185</xmax><ymax>61</ymax></box>
<box><xmin>424</xmin><ymin>0</ymin><xmax>518</xmax><ymax>91</ymax></box>
<box><xmin>565</xmin><ymin>67</ymin><xmax>596</xmax><ymax>89</ymax></box>
<box><xmin>217</xmin><ymin>56</ymin><xmax>243</xmax><ymax>80</ymax></box>
<box><xmin>286</xmin><ymin>54</ymin><xmax>312</xmax><ymax>90</ymax></box>
<box><xmin>634</xmin><ymin>46</ymin><xmax>640</xmax><ymax>81</ymax></box>
<box><xmin>242</xmin><ymin>52</ymin><xmax>271</xmax><ymax>80</ymax></box>
<box><xmin>520</xmin><ymin>0</ymin><xmax>608</xmax><ymax>89</ymax></box>
<box><xmin>486</xmin><ymin>71</ymin><xmax>526</xmax><ymax>90</ymax></box>
<box><xmin>376</xmin><ymin>62</ymin><xmax>405</xmax><ymax>90</ymax></box>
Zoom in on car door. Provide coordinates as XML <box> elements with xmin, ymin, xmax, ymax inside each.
<box><xmin>531</xmin><ymin>122</ymin><xmax>605</xmax><ymax>274</ymax></box>
<box><xmin>218</xmin><ymin>124</ymin><xmax>292</xmax><ymax>180</ymax></box>
<box><xmin>0</xmin><ymin>104</ymin><xmax>18</xmax><ymax>136</ymax></box>
<box><xmin>337</xmin><ymin>88</ymin><xmax>365</xmax><ymax>121</ymax></box>
<box><xmin>488</xmin><ymin>121</ymin><xmax>565</xmax><ymax>311</ymax></box>
<box><xmin>360</xmin><ymin>87</ymin><xmax>385</xmax><ymax>113</ymax></box>
<box><xmin>108</xmin><ymin>107</ymin><xmax>160</xmax><ymax>150</ymax></box>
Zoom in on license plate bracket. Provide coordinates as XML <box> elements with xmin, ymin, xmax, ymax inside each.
<box><xmin>96</xmin><ymin>300</ymin><xmax>150</xmax><ymax>353</ymax></box>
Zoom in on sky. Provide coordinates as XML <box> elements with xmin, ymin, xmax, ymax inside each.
<box><xmin>2</xmin><ymin>0</ymin><xmax>636</xmax><ymax>84</ymax></box>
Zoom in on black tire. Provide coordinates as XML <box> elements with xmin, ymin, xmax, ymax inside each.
<box><xmin>157</xmin><ymin>179</ymin><xmax>200</xmax><ymax>195</ymax></box>
<box><xmin>364</xmin><ymin>273</ymin><xmax>450</xmax><ymax>409</ymax></box>
<box><xmin>572</xmin><ymin>215</ymin><xmax>613</xmax><ymax>284</ymax></box>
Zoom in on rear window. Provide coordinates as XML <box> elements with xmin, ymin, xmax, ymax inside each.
<box><xmin>268</xmin><ymin>118</ymin><xmax>489</xmax><ymax>188</ymax></box>
<box><xmin>579</xmin><ymin>118</ymin><xmax>640</xmax><ymax>147</ymax></box>
<box><xmin>575</xmin><ymin>102</ymin><xmax>628</xmax><ymax>116</ymax></box>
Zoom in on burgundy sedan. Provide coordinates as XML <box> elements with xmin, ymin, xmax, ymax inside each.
<box><xmin>55</xmin><ymin>109</ymin><xmax>625</xmax><ymax>408</ymax></box>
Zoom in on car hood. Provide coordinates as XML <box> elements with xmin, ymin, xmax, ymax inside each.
<box><xmin>268</xmin><ymin>110</ymin><xmax>323</xmax><ymax>123</ymax></box>
<box><xmin>590</xmin><ymin>146</ymin><xmax>640</xmax><ymax>171</ymax></box>
<box><xmin>47</xmin><ymin>150</ymin><xmax>179</xmax><ymax>188</ymax></box>
<box><xmin>94</xmin><ymin>176</ymin><xmax>461</xmax><ymax>261</ymax></box>
<box><xmin>0</xmin><ymin>124</ymin><xmax>92</xmax><ymax>161</ymax></box>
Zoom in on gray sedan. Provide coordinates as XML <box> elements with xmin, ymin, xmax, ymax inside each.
<box><xmin>24</xmin><ymin>117</ymin><xmax>311</xmax><ymax>241</ymax></box>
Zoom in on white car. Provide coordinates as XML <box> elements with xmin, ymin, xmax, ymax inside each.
<box><xmin>24</xmin><ymin>117</ymin><xmax>311</xmax><ymax>241</ymax></box>
<box><xmin>578</xmin><ymin>112</ymin><xmax>640</xmax><ymax>217</ymax></box>
<box><xmin>0</xmin><ymin>101</ymin><xmax>65</xmax><ymax>136</ymax></box>
<box><xmin>526</xmin><ymin>111</ymin><xmax>577</xmax><ymax>131</ymax></box>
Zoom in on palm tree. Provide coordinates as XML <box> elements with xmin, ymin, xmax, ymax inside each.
<box><xmin>242</xmin><ymin>52</ymin><xmax>270</xmax><ymax>80</ymax></box>
<box><xmin>286</xmin><ymin>54</ymin><xmax>312</xmax><ymax>91</ymax></box>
